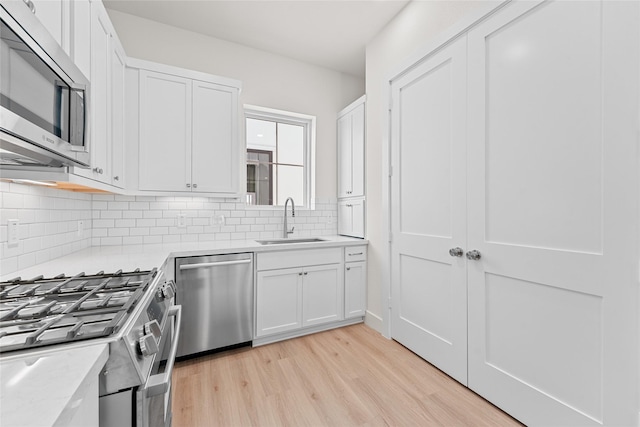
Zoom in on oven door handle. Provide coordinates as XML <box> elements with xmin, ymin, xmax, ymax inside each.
<box><xmin>144</xmin><ymin>305</ymin><xmax>182</xmax><ymax>397</ymax></box>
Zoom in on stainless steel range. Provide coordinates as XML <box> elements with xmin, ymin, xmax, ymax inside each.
<box><xmin>0</xmin><ymin>268</ymin><xmax>181</xmax><ymax>427</ymax></box>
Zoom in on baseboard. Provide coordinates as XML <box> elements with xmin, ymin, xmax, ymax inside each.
<box><xmin>364</xmin><ymin>310</ymin><xmax>384</xmax><ymax>334</ymax></box>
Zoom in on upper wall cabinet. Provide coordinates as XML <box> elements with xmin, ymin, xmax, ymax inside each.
<box><xmin>128</xmin><ymin>61</ymin><xmax>241</xmax><ymax>196</ymax></box>
<box><xmin>72</xmin><ymin>1</ymin><xmax>126</xmax><ymax>188</ymax></box>
<box><xmin>338</xmin><ymin>96</ymin><xmax>365</xmax><ymax>199</ymax></box>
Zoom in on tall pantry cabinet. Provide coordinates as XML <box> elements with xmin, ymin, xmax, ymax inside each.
<box><xmin>337</xmin><ymin>95</ymin><xmax>365</xmax><ymax>238</ymax></box>
<box><xmin>388</xmin><ymin>0</ymin><xmax>639</xmax><ymax>425</ymax></box>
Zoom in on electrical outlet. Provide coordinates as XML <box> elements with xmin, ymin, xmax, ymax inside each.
<box><xmin>77</xmin><ymin>220</ymin><xmax>84</xmax><ymax>237</ymax></box>
<box><xmin>8</xmin><ymin>219</ymin><xmax>19</xmax><ymax>246</ymax></box>
<box><xmin>326</xmin><ymin>212</ymin><xmax>333</xmax><ymax>225</ymax></box>
<box><xmin>177</xmin><ymin>214</ymin><xmax>187</xmax><ymax>229</ymax></box>
<box><xmin>214</xmin><ymin>214</ymin><xmax>225</xmax><ymax>225</ymax></box>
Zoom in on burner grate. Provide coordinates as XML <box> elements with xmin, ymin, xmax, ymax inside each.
<box><xmin>0</xmin><ymin>268</ymin><xmax>157</xmax><ymax>353</ymax></box>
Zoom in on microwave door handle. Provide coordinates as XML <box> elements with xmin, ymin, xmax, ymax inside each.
<box><xmin>144</xmin><ymin>305</ymin><xmax>182</xmax><ymax>397</ymax></box>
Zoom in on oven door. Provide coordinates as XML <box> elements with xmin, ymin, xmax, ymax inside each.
<box><xmin>137</xmin><ymin>305</ymin><xmax>182</xmax><ymax>427</ymax></box>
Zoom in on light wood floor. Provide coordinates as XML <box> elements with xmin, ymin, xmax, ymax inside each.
<box><xmin>172</xmin><ymin>324</ymin><xmax>522</xmax><ymax>426</ymax></box>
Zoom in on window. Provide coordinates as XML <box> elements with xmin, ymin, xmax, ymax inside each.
<box><xmin>245</xmin><ymin>106</ymin><xmax>315</xmax><ymax>207</ymax></box>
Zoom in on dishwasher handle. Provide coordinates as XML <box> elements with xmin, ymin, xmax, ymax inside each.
<box><xmin>179</xmin><ymin>259</ymin><xmax>252</xmax><ymax>271</ymax></box>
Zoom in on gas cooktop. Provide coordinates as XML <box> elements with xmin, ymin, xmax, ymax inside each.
<box><xmin>0</xmin><ymin>269</ymin><xmax>157</xmax><ymax>353</ymax></box>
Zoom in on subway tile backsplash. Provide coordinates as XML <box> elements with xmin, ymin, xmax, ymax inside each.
<box><xmin>0</xmin><ymin>182</ymin><xmax>337</xmax><ymax>276</ymax></box>
<box><xmin>0</xmin><ymin>182</ymin><xmax>92</xmax><ymax>276</ymax></box>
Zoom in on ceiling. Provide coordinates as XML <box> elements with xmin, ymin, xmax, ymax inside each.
<box><xmin>103</xmin><ymin>0</ymin><xmax>410</xmax><ymax>78</ymax></box>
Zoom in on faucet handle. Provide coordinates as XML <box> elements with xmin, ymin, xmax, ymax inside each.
<box><xmin>287</xmin><ymin>226</ymin><xmax>295</xmax><ymax>235</ymax></box>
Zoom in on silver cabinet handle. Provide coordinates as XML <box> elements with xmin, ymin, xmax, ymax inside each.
<box><xmin>186</xmin><ymin>183</ymin><xmax>191</xmax><ymax>188</ymax></box>
<box><xmin>144</xmin><ymin>305</ymin><xmax>181</xmax><ymax>397</ymax></box>
<box><xmin>298</xmin><ymin>272</ymin><xmax>303</xmax><ymax>276</ymax></box>
<box><xmin>449</xmin><ymin>247</ymin><xmax>464</xmax><ymax>257</ymax></box>
<box><xmin>466</xmin><ymin>250</ymin><xmax>481</xmax><ymax>261</ymax></box>
<box><xmin>346</xmin><ymin>267</ymin><xmax>351</xmax><ymax>271</ymax></box>
<box><xmin>193</xmin><ymin>183</ymin><xmax>198</xmax><ymax>189</ymax></box>
<box><xmin>23</xmin><ymin>0</ymin><xmax>35</xmax><ymax>13</ymax></box>
<box><xmin>179</xmin><ymin>259</ymin><xmax>252</xmax><ymax>270</ymax></box>
<box><xmin>348</xmin><ymin>252</ymin><xmax>363</xmax><ymax>256</ymax></box>
<box><xmin>113</xmin><ymin>176</ymin><xmax>119</xmax><ymax>181</ymax></box>
<box><xmin>93</xmin><ymin>167</ymin><xmax>103</xmax><ymax>174</ymax></box>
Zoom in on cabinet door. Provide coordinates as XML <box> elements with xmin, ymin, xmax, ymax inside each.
<box><xmin>110</xmin><ymin>40</ymin><xmax>126</xmax><ymax>188</ymax></box>
<box><xmin>337</xmin><ymin>113</ymin><xmax>352</xmax><ymax>198</ymax></box>
<box><xmin>344</xmin><ymin>261</ymin><xmax>366</xmax><ymax>318</ymax></box>
<box><xmin>31</xmin><ymin>0</ymin><xmax>64</xmax><ymax>47</ymax></box>
<box><xmin>256</xmin><ymin>268</ymin><xmax>302</xmax><ymax>337</ymax></box>
<box><xmin>337</xmin><ymin>200</ymin><xmax>352</xmax><ymax>236</ymax></box>
<box><xmin>390</xmin><ymin>35</ymin><xmax>468</xmax><ymax>385</ymax></box>
<box><xmin>350</xmin><ymin>103</ymin><xmax>365</xmax><ymax>197</ymax></box>
<box><xmin>139</xmin><ymin>71</ymin><xmax>192</xmax><ymax>192</ymax></box>
<box><xmin>351</xmin><ymin>199</ymin><xmax>365</xmax><ymax>238</ymax></box>
<box><xmin>302</xmin><ymin>264</ymin><xmax>343</xmax><ymax>327</ymax></box>
<box><xmin>338</xmin><ymin>199</ymin><xmax>364</xmax><ymax>238</ymax></box>
<box><xmin>88</xmin><ymin>3</ymin><xmax>111</xmax><ymax>183</ymax></box>
<box><xmin>70</xmin><ymin>0</ymin><xmax>91</xmax><ymax>78</ymax></box>
<box><xmin>466</xmin><ymin>1</ymin><xmax>639</xmax><ymax>425</ymax></box>
<box><xmin>191</xmin><ymin>81</ymin><xmax>238</xmax><ymax>193</ymax></box>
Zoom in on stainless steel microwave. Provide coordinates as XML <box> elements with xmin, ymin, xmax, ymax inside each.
<box><xmin>0</xmin><ymin>1</ymin><xmax>90</xmax><ymax>168</ymax></box>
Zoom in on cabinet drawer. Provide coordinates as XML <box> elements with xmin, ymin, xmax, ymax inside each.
<box><xmin>257</xmin><ymin>248</ymin><xmax>342</xmax><ymax>271</ymax></box>
<box><xmin>345</xmin><ymin>246</ymin><xmax>367</xmax><ymax>262</ymax></box>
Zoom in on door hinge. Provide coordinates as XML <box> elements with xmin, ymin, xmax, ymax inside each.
<box><xmin>388</xmin><ymin>232</ymin><xmax>392</xmax><ymax>243</ymax></box>
<box><xmin>389</xmin><ymin>165</ymin><xmax>393</xmax><ymax>177</ymax></box>
<box><xmin>388</xmin><ymin>297</ymin><xmax>392</xmax><ymax>309</ymax></box>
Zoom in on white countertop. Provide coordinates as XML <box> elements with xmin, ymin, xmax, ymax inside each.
<box><xmin>0</xmin><ymin>343</ymin><xmax>108</xmax><ymax>427</ymax></box>
<box><xmin>1</xmin><ymin>235</ymin><xmax>367</xmax><ymax>281</ymax></box>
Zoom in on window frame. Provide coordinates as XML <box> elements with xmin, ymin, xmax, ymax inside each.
<box><xmin>244</xmin><ymin>105</ymin><xmax>316</xmax><ymax>209</ymax></box>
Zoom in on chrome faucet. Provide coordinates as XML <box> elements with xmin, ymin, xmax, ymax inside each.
<box><xmin>283</xmin><ymin>197</ymin><xmax>295</xmax><ymax>238</ymax></box>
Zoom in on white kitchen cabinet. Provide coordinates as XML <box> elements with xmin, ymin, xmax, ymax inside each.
<box><xmin>255</xmin><ymin>248</ymin><xmax>344</xmax><ymax>340</ymax></box>
<box><xmin>338</xmin><ymin>198</ymin><xmax>365</xmax><ymax>238</ymax></box>
<box><xmin>256</xmin><ymin>268</ymin><xmax>302</xmax><ymax>337</ymax></box>
<box><xmin>135</xmin><ymin>66</ymin><xmax>241</xmax><ymax>195</ymax></box>
<box><xmin>138</xmin><ymin>70</ymin><xmax>191</xmax><ymax>192</ymax></box>
<box><xmin>110</xmin><ymin>39</ymin><xmax>126</xmax><ymax>188</ymax></box>
<box><xmin>344</xmin><ymin>246</ymin><xmax>366</xmax><ymax>319</ymax></box>
<box><xmin>73</xmin><ymin>1</ymin><xmax>126</xmax><ymax>187</ymax></box>
<box><xmin>69</xmin><ymin>0</ymin><xmax>91</xmax><ymax>78</ymax></box>
<box><xmin>301</xmin><ymin>264</ymin><xmax>342</xmax><ymax>327</ymax></box>
<box><xmin>388</xmin><ymin>1</ymin><xmax>640</xmax><ymax>425</ymax></box>
<box><xmin>337</xmin><ymin>96</ymin><xmax>365</xmax><ymax>198</ymax></box>
<box><xmin>338</xmin><ymin>96</ymin><xmax>365</xmax><ymax>239</ymax></box>
<box><xmin>30</xmin><ymin>0</ymin><xmax>66</xmax><ymax>49</ymax></box>
<box><xmin>87</xmin><ymin>2</ymin><xmax>111</xmax><ymax>182</ymax></box>
<box><xmin>191</xmin><ymin>81</ymin><xmax>239</xmax><ymax>193</ymax></box>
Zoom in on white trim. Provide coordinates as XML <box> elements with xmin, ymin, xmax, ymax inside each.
<box><xmin>243</xmin><ymin>105</ymin><xmax>316</xmax><ymax>209</ymax></box>
<box><xmin>364</xmin><ymin>310</ymin><xmax>383</xmax><ymax>333</ymax></box>
<box><xmin>338</xmin><ymin>94</ymin><xmax>366</xmax><ymax>119</ymax></box>
<box><xmin>380</xmin><ymin>0</ymin><xmax>510</xmax><ymax>340</ymax></box>
<box><xmin>252</xmin><ymin>318</ymin><xmax>363</xmax><ymax>347</ymax></box>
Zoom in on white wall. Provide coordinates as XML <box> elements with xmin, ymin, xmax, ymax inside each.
<box><xmin>364</xmin><ymin>1</ymin><xmax>493</xmax><ymax>332</ymax></box>
<box><xmin>106</xmin><ymin>9</ymin><xmax>365</xmax><ymax>201</ymax></box>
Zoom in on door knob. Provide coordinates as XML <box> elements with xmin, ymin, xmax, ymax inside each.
<box><xmin>449</xmin><ymin>247</ymin><xmax>464</xmax><ymax>257</ymax></box>
<box><xmin>466</xmin><ymin>250</ymin><xmax>481</xmax><ymax>261</ymax></box>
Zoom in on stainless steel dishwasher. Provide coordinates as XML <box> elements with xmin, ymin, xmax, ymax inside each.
<box><xmin>175</xmin><ymin>253</ymin><xmax>253</xmax><ymax>358</ymax></box>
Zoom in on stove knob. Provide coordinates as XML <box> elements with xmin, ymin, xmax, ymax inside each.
<box><xmin>159</xmin><ymin>282</ymin><xmax>175</xmax><ymax>300</ymax></box>
<box><xmin>144</xmin><ymin>320</ymin><xmax>162</xmax><ymax>340</ymax></box>
<box><xmin>138</xmin><ymin>334</ymin><xmax>159</xmax><ymax>357</ymax></box>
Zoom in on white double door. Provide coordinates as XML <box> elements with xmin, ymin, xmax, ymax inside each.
<box><xmin>390</xmin><ymin>1</ymin><xmax>639</xmax><ymax>425</ymax></box>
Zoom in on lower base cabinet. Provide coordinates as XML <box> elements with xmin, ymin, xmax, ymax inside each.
<box><xmin>344</xmin><ymin>261</ymin><xmax>366</xmax><ymax>318</ymax></box>
<box><xmin>255</xmin><ymin>248</ymin><xmax>344</xmax><ymax>339</ymax></box>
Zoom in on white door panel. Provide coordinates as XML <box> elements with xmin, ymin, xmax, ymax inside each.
<box><xmin>467</xmin><ymin>1</ymin><xmax>639</xmax><ymax>424</ymax></box>
<box><xmin>391</xmin><ymin>35</ymin><xmax>468</xmax><ymax>385</ymax></box>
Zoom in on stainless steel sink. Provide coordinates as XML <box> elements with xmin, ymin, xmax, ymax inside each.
<box><xmin>256</xmin><ymin>238</ymin><xmax>326</xmax><ymax>245</ymax></box>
